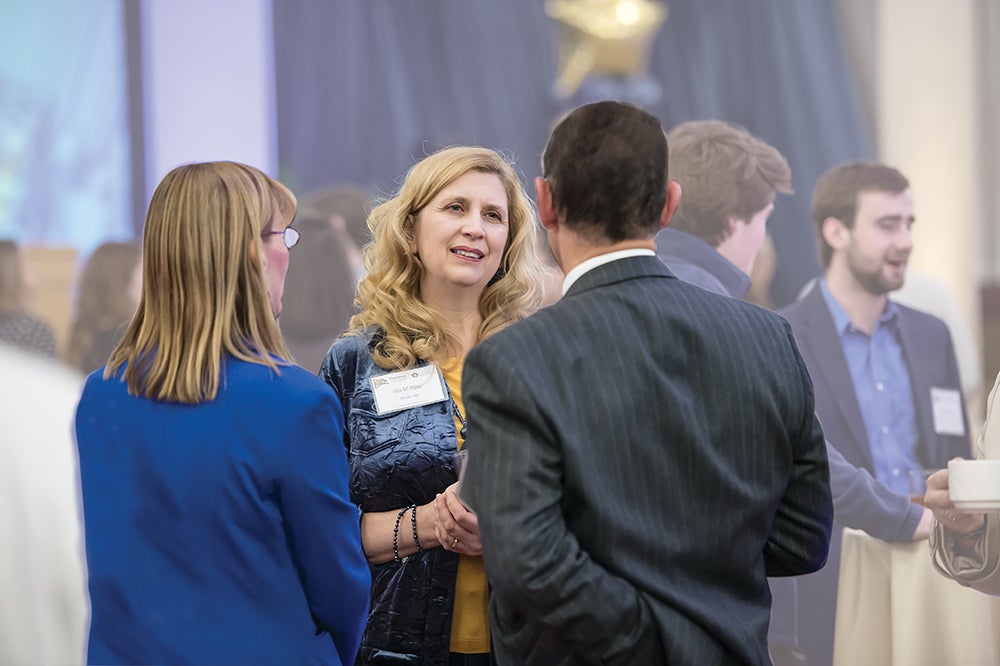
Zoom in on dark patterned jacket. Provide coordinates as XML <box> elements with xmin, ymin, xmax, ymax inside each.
<box><xmin>321</xmin><ymin>328</ymin><xmax>460</xmax><ymax>666</ymax></box>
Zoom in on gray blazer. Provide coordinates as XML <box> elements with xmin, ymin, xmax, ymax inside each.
<box><xmin>778</xmin><ymin>283</ymin><xmax>971</xmax><ymax>665</ymax></box>
<box><xmin>462</xmin><ymin>255</ymin><xmax>833</xmax><ymax>665</ymax></box>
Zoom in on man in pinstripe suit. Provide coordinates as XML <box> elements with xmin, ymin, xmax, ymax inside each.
<box><xmin>460</xmin><ymin>101</ymin><xmax>834</xmax><ymax>665</ymax></box>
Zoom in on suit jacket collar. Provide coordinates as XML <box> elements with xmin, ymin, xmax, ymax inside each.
<box><xmin>795</xmin><ymin>284</ymin><xmax>948</xmax><ymax>470</ymax></box>
<box><xmin>655</xmin><ymin>228</ymin><xmax>751</xmax><ymax>299</ymax></box>
<box><xmin>564</xmin><ymin>254</ymin><xmax>676</xmax><ymax>298</ymax></box>
<box><xmin>895</xmin><ymin>306</ymin><xmax>941</xmax><ymax>463</ymax></box>
<box><xmin>794</xmin><ymin>284</ymin><xmax>873</xmax><ymax>468</ymax></box>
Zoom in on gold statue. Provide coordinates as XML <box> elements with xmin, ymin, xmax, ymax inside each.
<box><xmin>545</xmin><ymin>0</ymin><xmax>668</xmax><ymax>100</ymax></box>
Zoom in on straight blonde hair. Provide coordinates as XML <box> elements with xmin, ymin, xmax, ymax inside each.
<box><xmin>347</xmin><ymin>146</ymin><xmax>546</xmax><ymax>370</ymax></box>
<box><xmin>105</xmin><ymin>161</ymin><xmax>296</xmax><ymax>403</ymax></box>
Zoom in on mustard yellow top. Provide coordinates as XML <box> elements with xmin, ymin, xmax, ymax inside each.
<box><xmin>441</xmin><ymin>360</ymin><xmax>490</xmax><ymax>654</ymax></box>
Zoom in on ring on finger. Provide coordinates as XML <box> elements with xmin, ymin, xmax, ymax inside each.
<box><xmin>452</xmin><ymin>537</ymin><xmax>460</xmax><ymax>548</ymax></box>
<box><xmin>944</xmin><ymin>509</ymin><xmax>956</xmax><ymax>522</ymax></box>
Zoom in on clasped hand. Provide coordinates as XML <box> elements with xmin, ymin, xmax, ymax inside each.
<box><xmin>435</xmin><ymin>482</ymin><xmax>482</xmax><ymax>556</ymax></box>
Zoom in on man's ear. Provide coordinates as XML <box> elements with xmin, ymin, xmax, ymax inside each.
<box><xmin>535</xmin><ymin>177</ymin><xmax>557</xmax><ymax>230</ymax></box>
<box><xmin>658</xmin><ymin>180</ymin><xmax>682</xmax><ymax>231</ymax></box>
<box><xmin>821</xmin><ymin>216</ymin><xmax>849</xmax><ymax>252</ymax></box>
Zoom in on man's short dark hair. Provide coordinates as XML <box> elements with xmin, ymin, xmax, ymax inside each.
<box><xmin>541</xmin><ymin>101</ymin><xmax>667</xmax><ymax>243</ymax></box>
<box><xmin>811</xmin><ymin>161</ymin><xmax>909</xmax><ymax>267</ymax></box>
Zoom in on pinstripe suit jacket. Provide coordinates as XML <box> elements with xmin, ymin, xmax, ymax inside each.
<box><xmin>461</xmin><ymin>255</ymin><xmax>833</xmax><ymax>665</ymax></box>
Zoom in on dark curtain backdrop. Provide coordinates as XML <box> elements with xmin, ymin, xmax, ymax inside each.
<box><xmin>274</xmin><ymin>0</ymin><xmax>872</xmax><ymax>306</ymax></box>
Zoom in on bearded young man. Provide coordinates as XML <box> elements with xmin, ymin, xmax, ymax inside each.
<box><xmin>779</xmin><ymin>161</ymin><xmax>971</xmax><ymax>665</ymax></box>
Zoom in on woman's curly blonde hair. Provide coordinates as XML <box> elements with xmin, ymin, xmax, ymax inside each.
<box><xmin>347</xmin><ymin>146</ymin><xmax>547</xmax><ymax>370</ymax></box>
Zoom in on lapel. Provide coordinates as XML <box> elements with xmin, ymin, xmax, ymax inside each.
<box><xmin>894</xmin><ymin>305</ymin><xmax>936</xmax><ymax>461</ymax></box>
<box><xmin>794</xmin><ymin>287</ymin><xmax>873</xmax><ymax>470</ymax></box>
<box><xmin>564</xmin><ymin>254</ymin><xmax>675</xmax><ymax>298</ymax></box>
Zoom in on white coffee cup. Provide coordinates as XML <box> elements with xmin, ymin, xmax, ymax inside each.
<box><xmin>948</xmin><ymin>459</ymin><xmax>1000</xmax><ymax>511</ymax></box>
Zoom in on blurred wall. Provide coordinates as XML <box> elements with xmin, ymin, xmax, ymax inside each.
<box><xmin>877</xmin><ymin>0</ymin><xmax>981</xmax><ymax>353</ymax></box>
<box><xmin>7</xmin><ymin>1</ymin><xmax>995</xmax><ymax>381</ymax></box>
<box><xmin>141</xmin><ymin>0</ymin><xmax>278</xmax><ymax>198</ymax></box>
<box><xmin>272</xmin><ymin>0</ymin><xmax>872</xmax><ymax>307</ymax></box>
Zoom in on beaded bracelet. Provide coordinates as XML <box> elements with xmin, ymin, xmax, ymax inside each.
<box><xmin>410</xmin><ymin>503</ymin><xmax>424</xmax><ymax>553</ymax></box>
<box><xmin>392</xmin><ymin>506</ymin><xmax>409</xmax><ymax>562</ymax></box>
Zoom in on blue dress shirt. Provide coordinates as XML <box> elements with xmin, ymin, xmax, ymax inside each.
<box><xmin>820</xmin><ymin>280</ymin><xmax>921</xmax><ymax>495</ymax></box>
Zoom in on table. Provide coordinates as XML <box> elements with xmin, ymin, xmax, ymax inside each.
<box><xmin>834</xmin><ymin>527</ymin><xmax>1000</xmax><ymax>665</ymax></box>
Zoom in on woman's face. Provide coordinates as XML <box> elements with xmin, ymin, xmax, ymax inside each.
<box><xmin>409</xmin><ymin>171</ymin><xmax>509</xmax><ymax>300</ymax></box>
<box><xmin>261</xmin><ymin>208</ymin><xmax>291</xmax><ymax>318</ymax></box>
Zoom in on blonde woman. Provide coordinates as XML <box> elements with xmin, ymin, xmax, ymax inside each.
<box><xmin>75</xmin><ymin>161</ymin><xmax>370</xmax><ymax>664</ymax></box>
<box><xmin>320</xmin><ymin>146</ymin><xmax>546</xmax><ymax>665</ymax></box>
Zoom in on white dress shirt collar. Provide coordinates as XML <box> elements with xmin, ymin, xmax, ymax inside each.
<box><xmin>561</xmin><ymin>249</ymin><xmax>655</xmax><ymax>296</ymax></box>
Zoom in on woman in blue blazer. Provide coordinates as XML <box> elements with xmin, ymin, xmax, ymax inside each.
<box><xmin>75</xmin><ymin>161</ymin><xmax>370</xmax><ymax>665</ymax></box>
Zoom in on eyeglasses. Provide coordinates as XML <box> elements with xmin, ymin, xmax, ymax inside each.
<box><xmin>264</xmin><ymin>227</ymin><xmax>301</xmax><ymax>249</ymax></box>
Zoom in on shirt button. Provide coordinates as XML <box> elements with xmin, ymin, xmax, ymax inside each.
<box><xmin>881</xmin><ymin>425</ymin><xmax>889</xmax><ymax>435</ymax></box>
<box><xmin>876</xmin><ymin>382</ymin><xmax>885</xmax><ymax>391</ymax></box>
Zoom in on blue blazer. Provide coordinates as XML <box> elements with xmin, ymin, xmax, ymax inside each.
<box><xmin>76</xmin><ymin>356</ymin><xmax>370</xmax><ymax>665</ymax></box>
<box><xmin>778</xmin><ymin>284</ymin><xmax>971</xmax><ymax>665</ymax></box>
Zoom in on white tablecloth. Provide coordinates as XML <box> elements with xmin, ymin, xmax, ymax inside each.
<box><xmin>834</xmin><ymin>527</ymin><xmax>1000</xmax><ymax>665</ymax></box>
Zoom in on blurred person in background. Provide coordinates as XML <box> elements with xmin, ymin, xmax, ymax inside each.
<box><xmin>320</xmin><ymin>146</ymin><xmax>546</xmax><ymax>665</ymax></box>
<box><xmin>780</xmin><ymin>161</ymin><xmax>971</xmax><ymax>665</ymax></box>
<box><xmin>0</xmin><ymin>239</ymin><xmax>57</xmax><ymax>357</ymax></box>
<box><xmin>300</xmin><ymin>183</ymin><xmax>373</xmax><ymax>279</ymax></box>
<box><xmin>75</xmin><ymin>161</ymin><xmax>370</xmax><ymax>665</ymax></box>
<box><xmin>65</xmin><ymin>241</ymin><xmax>142</xmax><ymax>375</ymax></box>
<box><xmin>800</xmin><ymin>266</ymin><xmax>986</xmax><ymax>436</ymax></box>
<box><xmin>655</xmin><ymin>119</ymin><xmax>792</xmax><ymax>300</ymax></box>
<box><xmin>0</xmin><ymin>344</ymin><xmax>88</xmax><ymax>665</ymax></box>
<box><xmin>280</xmin><ymin>212</ymin><xmax>357</xmax><ymax>374</ymax></box>
<box><xmin>655</xmin><ymin>120</ymin><xmax>931</xmax><ymax>665</ymax></box>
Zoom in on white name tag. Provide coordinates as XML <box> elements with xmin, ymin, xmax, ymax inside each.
<box><xmin>931</xmin><ymin>387</ymin><xmax>966</xmax><ymax>437</ymax></box>
<box><xmin>370</xmin><ymin>365</ymin><xmax>447</xmax><ymax>415</ymax></box>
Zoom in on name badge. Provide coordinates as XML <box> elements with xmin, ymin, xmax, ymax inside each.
<box><xmin>370</xmin><ymin>365</ymin><xmax>447</xmax><ymax>415</ymax></box>
<box><xmin>931</xmin><ymin>387</ymin><xmax>966</xmax><ymax>437</ymax></box>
